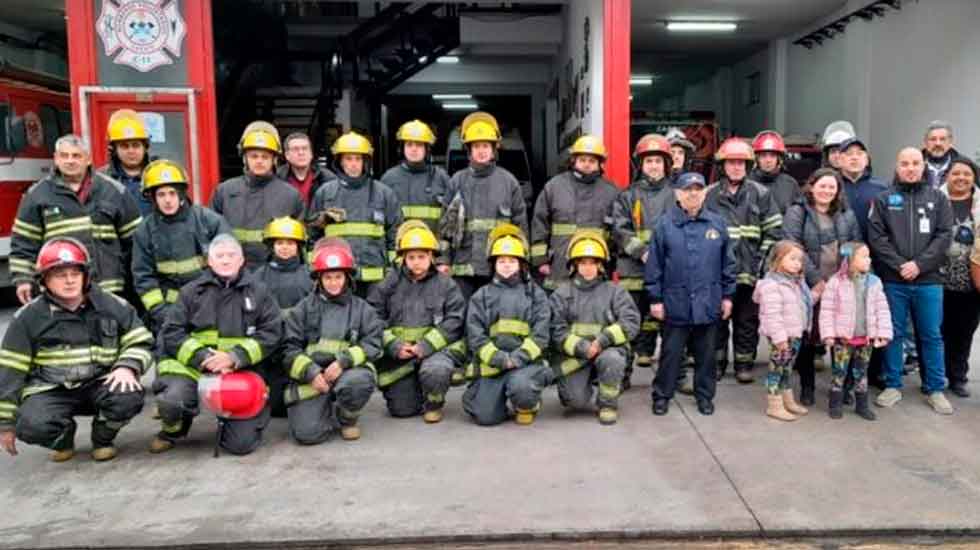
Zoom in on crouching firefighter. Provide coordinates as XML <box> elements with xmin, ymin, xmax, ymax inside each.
<box><xmin>0</xmin><ymin>238</ymin><xmax>153</xmax><ymax>462</ymax></box>
<box><xmin>462</xmin><ymin>224</ymin><xmax>553</xmax><ymax>426</ymax></box>
<box><xmin>550</xmin><ymin>230</ymin><xmax>640</xmax><ymax>425</ymax></box>
<box><xmin>149</xmin><ymin>234</ymin><xmax>283</xmax><ymax>455</ymax></box>
<box><xmin>367</xmin><ymin>221</ymin><xmax>467</xmax><ymax>423</ymax></box>
<box><xmin>282</xmin><ymin>238</ymin><xmax>382</xmax><ymax>444</ymax></box>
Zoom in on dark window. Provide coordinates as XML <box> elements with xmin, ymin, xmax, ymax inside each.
<box><xmin>39</xmin><ymin>104</ymin><xmax>60</xmax><ymax>154</ymax></box>
<box><xmin>57</xmin><ymin>108</ymin><xmax>72</xmax><ymax>135</ymax></box>
<box><xmin>0</xmin><ymin>103</ymin><xmax>9</xmax><ymax>154</ymax></box>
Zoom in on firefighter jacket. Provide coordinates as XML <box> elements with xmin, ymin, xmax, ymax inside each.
<box><xmin>609</xmin><ymin>175</ymin><xmax>675</xmax><ymax>290</ymax></box>
<box><xmin>282</xmin><ymin>286</ymin><xmax>384</xmax><ymax>387</ymax></box>
<box><xmin>704</xmin><ymin>177</ymin><xmax>784</xmax><ymax>285</ymax></box>
<box><xmin>531</xmin><ymin>171</ymin><xmax>619</xmax><ymax>288</ymax></box>
<box><xmin>380</xmin><ymin>161</ymin><xmax>451</xmax><ymax>234</ymax></box>
<box><xmin>158</xmin><ymin>269</ymin><xmax>282</xmax><ymax>382</ymax></box>
<box><xmin>11</xmin><ymin>170</ymin><xmax>143</xmax><ymax>294</ymax></box>
<box><xmin>252</xmin><ymin>255</ymin><xmax>312</xmax><ymax>311</ymax></box>
<box><xmin>309</xmin><ymin>174</ymin><xmax>403</xmax><ymax>283</ymax></box>
<box><xmin>0</xmin><ymin>287</ymin><xmax>154</xmax><ymax>429</ymax></box>
<box><xmin>366</xmin><ymin>265</ymin><xmax>466</xmax><ymax>387</ymax></box>
<box><xmin>98</xmin><ymin>155</ymin><xmax>155</xmax><ymax>216</ymax></box>
<box><xmin>131</xmin><ymin>203</ymin><xmax>230</xmax><ymax>328</ymax></box>
<box><xmin>549</xmin><ymin>274</ymin><xmax>640</xmax><ymax>377</ymax></box>
<box><xmin>749</xmin><ymin>168</ymin><xmax>802</xmax><ymax>214</ymax></box>
<box><xmin>465</xmin><ymin>273</ymin><xmax>549</xmax><ymax>379</ymax></box>
<box><xmin>209</xmin><ymin>172</ymin><xmax>304</xmax><ymax>269</ymax></box>
<box><xmin>440</xmin><ymin>163</ymin><xmax>529</xmax><ymax>278</ymax></box>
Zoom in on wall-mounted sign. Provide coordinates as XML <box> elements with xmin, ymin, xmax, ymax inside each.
<box><xmin>96</xmin><ymin>0</ymin><xmax>187</xmax><ymax>73</ymax></box>
<box><xmin>138</xmin><ymin>111</ymin><xmax>166</xmax><ymax>143</ymax></box>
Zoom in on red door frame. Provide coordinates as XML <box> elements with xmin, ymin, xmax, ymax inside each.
<box><xmin>65</xmin><ymin>0</ymin><xmax>220</xmax><ymax>200</ymax></box>
<box><xmin>603</xmin><ymin>0</ymin><xmax>631</xmax><ymax>188</ymax></box>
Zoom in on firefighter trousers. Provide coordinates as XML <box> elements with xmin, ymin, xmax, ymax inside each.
<box><xmin>715</xmin><ymin>284</ymin><xmax>759</xmax><ymax>374</ymax></box>
<box><xmin>380</xmin><ymin>352</ymin><xmax>456</xmax><ymax>417</ymax></box>
<box><xmin>557</xmin><ymin>347</ymin><xmax>627</xmax><ymax>411</ymax></box>
<box><xmin>462</xmin><ymin>363</ymin><xmax>553</xmax><ymax>426</ymax></box>
<box><xmin>287</xmin><ymin>366</ymin><xmax>376</xmax><ymax>445</ymax></box>
<box><xmin>17</xmin><ymin>379</ymin><xmax>144</xmax><ymax>451</ymax></box>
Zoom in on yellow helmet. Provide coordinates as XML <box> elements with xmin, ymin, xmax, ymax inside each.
<box><xmin>331</xmin><ymin>131</ymin><xmax>374</xmax><ymax>157</ymax></box>
<box><xmin>461</xmin><ymin>111</ymin><xmax>501</xmax><ymax>144</ymax></box>
<box><xmin>566</xmin><ymin>229</ymin><xmax>609</xmax><ymax>272</ymax></box>
<box><xmin>396</xmin><ymin>120</ymin><xmax>436</xmax><ymax>145</ymax></box>
<box><xmin>569</xmin><ymin>135</ymin><xmax>607</xmax><ymax>160</ymax></box>
<box><xmin>238</xmin><ymin>121</ymin><xmax>282</xmax><ymax>155</ymax></box>
<box><xmin>107</xmin><ymin>110</ymin><xmax>149</xmax><ymax>142</ymax></box>
<box><xmin>263</xmin><ymin>216</ymin><xmax>306</xmax><ymax>243</ymax></box>
<box><xmin>395</xmin><ymin>220</ymin><xmax>439</xmax><ymax>254</ymax></box>
<box><xmin>487</xmin><ymin>223</ymin><xmax>528</xmax><ymax>260</ymax></box>
<box><xmin>142</xmin><ymin>159</ymin><xmax>189</xmax><ymax>195</ymax></box>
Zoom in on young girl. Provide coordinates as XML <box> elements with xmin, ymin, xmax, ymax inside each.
<box><xmin>753</xmin><ymin>240</ymin><xmax>813</xmax><ymax>421</ymax></box>
<box><xmin>819</xmin><ymin>242</ymin><xmax>892</xmax><ymax>420</ymax></box>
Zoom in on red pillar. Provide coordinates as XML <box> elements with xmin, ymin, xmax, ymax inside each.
<box><xmin>603</xmin><ymin>0</ymin><xmax>631</xmax><ymax>188</ymax></box>
<box><xmin>65</xmin><ymin>0</ymin><xmax>97</xmax><ymax>133</ymax></box>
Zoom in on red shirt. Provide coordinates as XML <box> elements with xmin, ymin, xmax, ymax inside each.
<box><xmin>75</xmin><ymin>174</ymin><xmax>94</xmax><ymax>204</ymax></box>
<box><xmin>287</xmin><ymin>169</ymin><xmax>314</xmax><ymax>206</ymax></box>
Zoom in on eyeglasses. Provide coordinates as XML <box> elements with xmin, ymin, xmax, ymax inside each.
<box><xmin>287</xmin><ymin>145</ymin><xmax>311</xmax><ymax>153</ymax></box>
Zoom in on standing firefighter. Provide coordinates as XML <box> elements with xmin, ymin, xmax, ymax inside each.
<box><xmin>550</xmin><ymin>230</ymin><xmax>640</xmax><ymax>425</ymax></box>
<box><xmin>610</xmin><ymin>134</ymin><xmax>675</xmax><ymax>385</ymax></box>
<box><xmin>705</xmin><ymin>137</ymin><xmax>784</xmax><ymax>383</ymax></box>
<box><xmin>149</xmin><ymin>235</ymin><xmax>283</xmax><ymax>455</ymax></box>
<box><xmin>462</xmin><ymin>224</ymin><xmax>552</xmax><ymax>426</ymax></box>
<box><xmin>666</xmin><ymin>127</ymin><xmax>696</xmax><ymax>180</ymax></box>
<box><xmin>0</xmin><ymin>238</ymin><xmax>153</xmax><ymax>462</ymax></box>
<box><xmin>440</xmin><ymin>112</ymin><xmax>529</xmax><ymax>300</ymax></box>
<box><xmin>750</xmin><ymin>130</ymin><xmax>802</xmax><ymax>214</ymax></box>
<box><xmin>210</xmin><ymin>121</ymin><xmax>304</xmax><ymax>269</ymax></box>
<box><xmin>99</xmin><ymin>109</ymin><xmax>154</xmax><ymax>215</ymax></box>
<box><xmin>282</xmin><ymin>238</ymin><xmax>381</xmax><ymax>444</ymax></box>
<box><xmin>531</xmin><ymin>135</ymin><xmax>619</xmax><ymax>291</ymax></box>
<box><xmin>131</xmin><ymin>159</ymin><xmax>230</xmax><ymax>333</ymax></box>
<box><xmin>381</xmin><ymin>120</ymin><xmax>451</xmax><ymax>234</ymax></box>
<box><xmin>367</xmin><ymin>221</ymin><xmax>466</xmax><ymax>423</ymax></box>
<box><xmin>309</xmin><ymin>131</ymin><xmax>402</xmax><ymax>297</ymax></box>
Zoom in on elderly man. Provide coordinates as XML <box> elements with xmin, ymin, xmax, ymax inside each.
<box><xmin>150</xmin><ymin>234</ymin><xmax>283</xmax><ymax>455</ymax></box>
<box><xmin>922</xmin><ymin>121</ymin><xmax>966</xmax><ymax>188</ymax></box>
<box><xmin>277</xmin><ymin>132</ymin><xmax>335</xmax><ymax>208</ymax></box>
<box><xmin>869</xmin><ymin>148</ymin><xmax>954</xmax><ymax>414</ymax></box>
<box><xmin>11</xmin><ymin>135</ymin><xmax>143</xmax><ymax>305</ymax></box>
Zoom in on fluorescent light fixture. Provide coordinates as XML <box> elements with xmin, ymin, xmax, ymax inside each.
<box><xmin>667</xmin><ymin>21</ymin><xmax>737</xmax><ymax>32</ymax></box>
<box><xmin>432</xmin><ymin>94</ymin><xmax>473</xmax><ymax>100</ymax></box>
<box><xmin>442</xmin><ymin>103</ymin><xmax>478</xmax><ymax>110</ymax></box>
<box><xmin>418</xmin><ymin>56</ymin><xmax>428</xmax><ymax>63</ymax></box>
<box><xmin>630</xmin><ymin>75</ymin><xmax>654</xmax><ymax>86</ymax></box>
<box><xmin>436</xmin><ymin>56</ymin><xmax>459</xmax><ymax>64</ymax></box>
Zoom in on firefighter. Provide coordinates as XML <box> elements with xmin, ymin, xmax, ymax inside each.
<box><xmin>750</xmin><ymin>130</ymin><xmax>802</xmax><ymax>214</ymax></box>
<box><xmin>821</xmin><ymin>120</ymin><xmax>856</xmax><ymax>169</ymax></box>
<box><xmin>253</xmin><ymin>217</ymin><xmax>312</xmax><ymax>310</ymax></box>
<box><xmin>381</xmin><ymin>120</ymin><xmax>450</xmax><ymax>234</ymax></box>
<box><xmin>0</xmin><ymin>238</ymin><xmax>153</xmax><ymax>462</ymax></box>
<box><xmin>210</xmin><ymin>121</ymin><xmax>304</xmax><ymax>270</ymax></box>
<box><xmin>282</xmin><ymin>238</ymin><xmax>381</xmax><ymax>444</ymax></box>
<box><xmin>705</xmin><ymin>137</ymin><xmax>783</xmax><ymax>383</ymax></box>
<box><xmin>100</xmin><ymin>109</ymin><xmax>154</xmax><ymax>215</ymax></box>
<box><xmin>550</xmin><ymin>230</ymin><xmax>640</xmax><ymax>425</ymax></box>
<box><xmin>149</xmin><ymin>234</ymin><xmax>283</xmax><ymax>455</ymax></box>
<box><xmin>666</xmin><ymin>127</ymin><xmax>696</xmax><ymax>179</ymax></box>
<box><xmin>278</xmin><ymin>132</ymin><xmax>335</xmax><ymax>208</ymax></box>
<box><xmin>610</xmin><ymin>134</ymin><xmax>675</xmax><ymax>386</ymax></box>
<box><xmin>309</xmin><ymin>131</ymin><xmax>402</xmax><ymax>298</ymax></box>
<box><xmin>531</xmin><ymin>134</ymin><xmax>619</xmax><ymax>291</ymax></box>
<box><xmin>11</xmin><ymin>134</ymin><xmax>142</xmax><ymax>305</ymax></box>
<box><xmin>462</xmin><ymin>224</ymin><xmax>552</xmax><ymax>426</ymax></box>
<box><xmin>439</xmin><ymin>112</ymin><xmax>529</xmax><ymax>300</ymax></box>
<box><xmin>131</xmin><ymin>159</ymin><xmax>230</xmax><ymax>333</ymax></box>
<box><xmin>367</xmin><ymin>221</ymin><xmax>466</xmax><ymax>422</ymax></box>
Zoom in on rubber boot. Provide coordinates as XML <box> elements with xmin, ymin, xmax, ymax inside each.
<box><xmin>514</xmin><ymin>409</ymin><xmax>536</xmax><ymax>425</ymax></box>
<box><xmin>829</xmin><ymin>390</ymin><xmax>844</xmax><ymax>419</ymax></box>
<box><xmin>766</xmin><ymin>394</ymin><xmax>798</xmax><ymax>421</ymax></box>
<box><xmin>854</xmin><ymin>392</ymin><xmax>876</xmax><ymax>421</ymax></box>
<box><xmin>597</xmin><ymin>408</ymin><xmax>618</xmax><ymax>425</ymax></box>
<box><xmin>422</xmin><ymin>409</ymin><xmax>443</xmax><ymax>424</ymax></box>
<box><xmin>782</xmin><ymin>389</ymin><xmax>808</xmax><ymax>416</ymax></box>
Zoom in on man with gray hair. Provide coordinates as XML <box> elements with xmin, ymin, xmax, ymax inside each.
<box><xmin>923</xmin><ymin>120</ymin><xmax>966</xmax><ymax>188</ymax></box>
<box><xmin>10</xmin><ymin>134</ymin><xmax>142</xmax><ymax>304</ymax></box>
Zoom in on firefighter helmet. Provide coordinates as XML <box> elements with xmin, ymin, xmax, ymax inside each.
<box><xmin>36</xmin><ymin>237</ymin><xmax>90</xmax><ymax>281</ymax></box>
<box><xmin>821</xmin><ymin>120</ymin><xmax>856</xmax><ymax>150</ymax></box>
<box><xmin>487</xmin><ymin>223</ymin><xmax>528</xmax><ymax>260</ymax></box>
<box><xmin>396</xmin><ymin>220</ymin><xmax>439</xmax><ymax>254</ymax></box>
<box><xmin>566</xmin><ymin>229</ymin><xmax>609</xmax><ymax>272</ymax></box>
<box><xmin>263</xmin><ymin>216</ymin><xmax>306</xmax><ymax>244</ymax></box>
<box><xmin>715</xmin><ymin>138</ymin><xmax>755</xmax><ymax>162</ymax></box>
<box><xmin>396</xmin><ymin>120</ymin><xmax>436</xmax><ymax>145</ymax></box>
<box><xmin>198</xmin><ymin>371</ymin><xmax>269</xmax><ymax>420</ymax></box>
<box><xmin>634</xmin><ymin>134</ymin><xmax>673</xmax><ymax>166</ymax></box>
<box><xmin>311</xmin><ymin>238</ymin><xmax>356</xmax><ymax>274</ymax></box>
<box><xmin>752</xmin><ymin>130</ymin><xmax>787</xmax><ymax>154</ymax></box>
<box><xmin>570</xmin><ymin>135</ymin><xmax>608</xmax><ymax>160</ymax></box>
<box><xmin>331</xmin><ymin>132</ymin><xmax>374</xmax><ymax>157</ymax></box>
<box><xmin>238</xmin><ymin>121</ymin><xmax>282</xmax><ymax>155</ymax></box>
<box><xmin>461</xmin><ymin>112</ymin><xmax>501</xmax><ymax>144</ymax></box>
<box><xmin>666</xmin><ymin>127</ymin><xmax>695</xmax><ymax>152</ymax></box>
<box><xmin>142</xmin><ymin>159</ymin><xmax>189</xmax><ymax>195</ymax></box>
<box><xmin>107</xmin><ymin>109</ymin><xmax>149</xmax><ymax>142</ymax></box>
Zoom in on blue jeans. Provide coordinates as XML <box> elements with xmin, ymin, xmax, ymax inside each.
<box><xmin>882</xmin><ymin>283</ymin><xmax>946</xmax><ymax>393</ymax></box>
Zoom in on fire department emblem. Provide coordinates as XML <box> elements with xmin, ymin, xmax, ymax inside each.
<box><xmin>96</xmin><ymin>0</ymin><xmax>186</xmax><ymax>73</ymax></box>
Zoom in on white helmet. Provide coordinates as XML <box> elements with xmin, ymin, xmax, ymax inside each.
<box><xmin>821</xmin><ymin>120</ymin><xmax>856</xmax><ymax>150</ymax></box>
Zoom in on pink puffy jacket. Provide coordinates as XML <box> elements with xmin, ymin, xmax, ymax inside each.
<box><xmin>819</xmin><ymin>273</ymin><xmax>893</xmax><ymax>341</ymax></box>
<box><xmin>753</xmin><ymin>275</ymin><xmax>811</xmax><ymax>345</ymax></box>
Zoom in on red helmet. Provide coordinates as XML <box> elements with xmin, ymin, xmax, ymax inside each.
<box><xmin>633</xmin><ymin>134</ymin><xmax>673</xmax><ymax>165</ymax></box>
<box><xmin>36</xmin><ymin>237</ymin><xmax>90</xmax><ymax>278</ymax></box>
<box><xmin>198</xmin><ymin>371</ymin><xmax>268</xmax><ymax>420</ymax></box>
<box><xmin>752</xmin><ymin>130</ymin><xmax>786</xmax><ymax>154</ymax></box>
<box><xmin>311</xmin><ymin>238</ymin><xmax>356</xmax><ymax>274</ymax></box>
<box><xmin>715</xmin><ymin>138</ymin><xmax>755</xmax><ymax>162</ymax></box>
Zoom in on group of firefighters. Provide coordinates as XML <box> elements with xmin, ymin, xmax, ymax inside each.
<box><xmin>0</xmin><ymin>105</ymin><xmax>817</xmax><ymax>462</ymax></box>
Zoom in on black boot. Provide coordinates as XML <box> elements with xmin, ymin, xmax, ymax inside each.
<box><xmin>715</xmin><ymin>360</ymin><xmax>728</xmax><ymax>381</ymax></box>
<box><xmin>842</xmin><ymin>390</ymin><xmax>854</xmax><ymax>406</ymax></box>
<box><xmin>854</xmin><ymin>392</ymin><xmax>876</xmax><ymax>421</ymax></box>
<box><xmin>800</xmin><ymin>385</ymin><xmax>815</xmax><ymax>406</ymax></box>
<box><xmin>828</xmin><ymin>390</ymin><xmax>843</xmax><ymax>419</ymax></box>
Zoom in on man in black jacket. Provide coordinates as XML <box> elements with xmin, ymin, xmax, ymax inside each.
<box><xmin>278</xmin><ymin>132</ymin><xmax>335</xmax><ymax>209</ymax></box>
<box><xmin>868</xmin><ymin>147</ymin><xmax>954</xmax><ymax>414</ymax></box>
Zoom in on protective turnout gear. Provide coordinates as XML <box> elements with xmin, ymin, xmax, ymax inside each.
<box><xmin>35</xmin><ymin>237</ymin><xmax>90</xmax><ymax>280</ymax></box>
<box><xmin>460</xmin><ymin>112</ymin><xmax>501</xmax><ymax>145</ymax></box>
<box><xmin>821</xmin><ymin>120</ymin><xmax>856</xmax><ymax>151</ymax></box>
<box><xmin>11</xmin><ymin>171</ymin><xmax>143</xmax><ymax>295</ymax></box>
<box><xmin>153</xmin><ymin>269</ymin><xmax>283</xmax><ymax>455</ymax></box>
<box><xmin>107</xmin><ymin>109</ymin><xmax>149</xmax><ymax>142</ymax></box>
<box><xmin>748</xmin><ymin>131</ymin><xmax>802</xmax><ymax>214</ymax></box>
<box><xmin>666</xmin><ymin>127</ymin><xmax>695</xmax><ymax>153</ymax></box>
<box><xmin>311</xmin><ymin>238</ymin><xmax>356</xmax><ymax>273</ymax></box>
<box><xmin>567</xmin><ymin>229</ymin><xmax>609</xmax><ymax>266</ymax></box>
<box><xmin>380</xmin><ymin>160</ymin><xmax>450</xmax><ymax>234</ymax></box>
<box><xmin>331</xmin><ymin>132</ymin><xmax>374</xmax><ymax>157</ymax></box>
<box><xmin>198</xmin><ymin>371</ymin><xmax>269</xmax><ymax>420</ymax></box>
<box><xmin>142</xmin><ymin>159</ymin><xmax>189</xmax><ymax>195</ymax></box>
<box><xmin>282</xmin><ymin>282</ymin><xmax>382</xmax><ymax>445</ymax></box>
<box><xmin>0</xmin><ymin>287</ymin><xmax>153</xmax><ymax>451</ymax></box>
<box><xmin>263</xmin><ymin>216</ymin><xmax>306</xmax><ymax>243</ymax></box>
<box><xmin>367</xmin><ymin>260</ymin><xmax>467</xmax><ymax>417</ymax></box>
<box><xmin>715</xmin><ymin>138</ymin><xmax>755</xmax><ymax>163</ymax></box>
<box><xmin>396</xmin><ymin>221</ymin><xmax>439</xmax><ymax>254</ymax></box>
<box><xmin>239</xmin><ymin>121</ymin><xmax>282</xmax><ymax>156</ymax></box>
<box><xmin>634</xmin><ymin>134</ymin><xmax>673</xmax><ymax>162</ymax></box>
<box><xmin>570</xmin><ymin>135</ymin><xmax>608</xmax><ymax>160</ymax></box>
<box><xmin>396</xmin><ymin>119</ymin><xmax>437</xmax><ymax>145</ymax></box>
<box><xmin>488</xmin><ymin>225</ymin><xmax>529</xmax><ymax>261</ymax></box>
<box><xmin>752</xmin><ymin>131</ymin><xmax>787</xmax><ymax>155</ymax></box>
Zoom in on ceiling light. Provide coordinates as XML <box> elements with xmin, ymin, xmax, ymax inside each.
<box><xmin>436</xmin><ymin>56</ymin><xmax>459</xmax><ymax>64</ymax></box>
<box><xmin>630</xmin><ymin>76</ymin><xmax>653</xmax><ymax>86</ymax></box>
<box><xmin>442</xmin><ymin>103</ymin><xmax>478</xmax><ymax>110</ymax></box>
<box><xmin>433</xmin><ymin>94</ymin><xmax>472</xmax><ymax>100</ymax></box>
<box><xmin>666</xmin><ymin>22</ymin><xmax>737</xmax><ymax>32</ymax></box>
<box><xmin>418</xmin><ymin>56</ymin><xmax>428</xmax><ymax>63</ymax></box>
